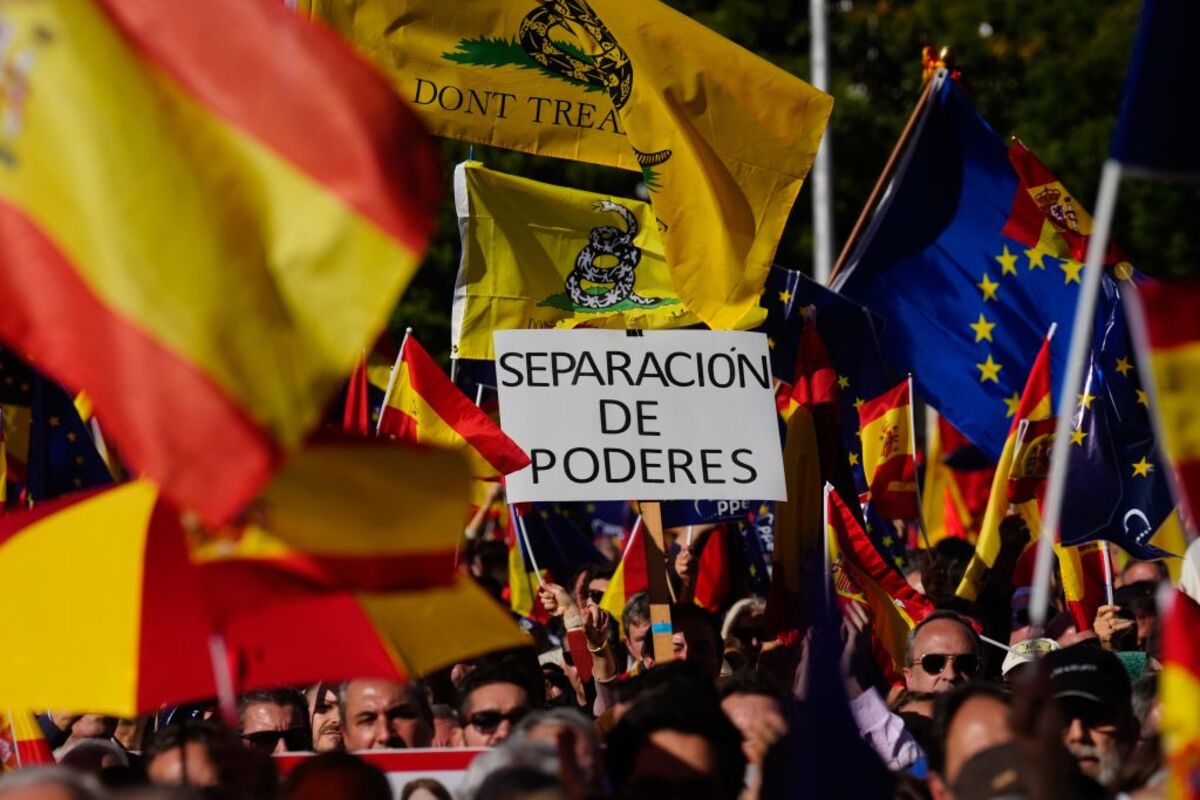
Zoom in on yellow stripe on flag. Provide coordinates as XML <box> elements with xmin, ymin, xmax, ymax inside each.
<box><xmin>0</xmin><ymin>481</ymin><xmax>157</xmax><ymax>714</ymax></box>
<box><xmin>1151</xmin><ymin>341</ymin><xmax>1200</xmax><ymax>464</ymax></box>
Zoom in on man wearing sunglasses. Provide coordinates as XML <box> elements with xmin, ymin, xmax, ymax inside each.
<box><xmin>903</xmin><ymin>610</ymin><xmax>982</xmax><ymax>694</ymax></box>
<box><xmin>458</xmin><ymin>661</ymin><xmax>542</xmax><ymax>748</ymax></box>
<box><xmin>237</xmin><ymin>688</ymin><xmax>311</xmax><ymax>754</ymax></box>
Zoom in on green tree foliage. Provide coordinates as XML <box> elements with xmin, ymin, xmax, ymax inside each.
<box><xmin>392</xmin><ymin>0</ymin><xmax>1200</xmax><ymax>364</ymax></box>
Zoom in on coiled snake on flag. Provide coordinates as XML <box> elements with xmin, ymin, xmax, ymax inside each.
<box><xmin>565</xmin><ymin>201</ymin><xmax>657</xmax><ymax>309</ymax></box>
<box><xmin>518</xmin><ymin>0</ymin><xmax>671</xmax><ymax>170</ymax></box>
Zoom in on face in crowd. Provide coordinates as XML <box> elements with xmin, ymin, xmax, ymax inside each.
<box><xmin>306</xmin><ymin>682</ymin><xmax>342</xmax><ymax>753</ymax></box>
<box><xmin>341</xmin><ymin>679</ymin><xmax>432</xmax><ymax>751</ymax></box>
<box><xmin>461</xmin><ymin>680</ymin><xmax>532</xmax><ymax>748</ymax></box>
<box><xmin>238</xmin><ymin>694</ymin><xmax>310</xmax><ymax>755</ymax></box>
<box><xmin>904</xmin><ymin>616</ymin><xmax>981</xmax><ymax>694</ymax></box>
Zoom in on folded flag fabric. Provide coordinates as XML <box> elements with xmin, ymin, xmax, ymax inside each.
<box><xmin>1162</xmin><ymin>590</ymin><xmax>1200</xmax><ymax>800</ymax></box>
<box><xmin>26</xmin><ymin>374</ymin><xmax>113</xmax><ymax>503</ymax></box>
<box><xmin>0</xmin><ymin>0</ymin><xmax>439</xmax><ymax>526</ymax></box>
<box><xmin>828</xmin><ymin>487</ymin><xmax>933</xmax><ymax>675</ymax></box>
<box><xmin>858</xmin><ymin>380</ymin><xmax>919</xmax><ymax>521</ymax></box>
<box><xmin>378</xmin><ymin>334</ymin><xmax>530</xmax><ymax>479</ymax></box>
<box><xmin>1057</xmin><ymin>542</ymin><xmax>1107</xmax><ymax>634</ymax></box>
<box><xmin>1135</xmin><ymin>279</ymin><xmax>1200</xmax><ymax>526</ymax></box>
<box><xmin>508</xmin><ymin>502</ymin><xmax>605</xmax><ymax>620</ymax></box>
<box><xmin>451</xmin><ymin>161</ymin><xmax>699</xmax><ymax>360</ymax></box>
<box><xmin>192</xmin><ymin>439</ymin><xmax>527</xmax><ymax>688</ymax></box>
<box><xmin>306</xmin><ymin>0</ymin><xmax>831</xmax><ymax>329</ymax></box>
<box><xmin>599</xmin><ymin>517</ymin><xmax>649</xmax><ymax>632</ymax></box>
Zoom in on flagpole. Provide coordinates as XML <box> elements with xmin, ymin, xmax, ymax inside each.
<box><xmin>375</xmin><ymin>327</ymin><xmax>412</xmax><ymax>436</ymax></box>
<box><xmin>828</xmin><ymin>68</ymin><xmax>940</xmax><ymax>286</ymax></box>
<box><xmin>906</xmin><ymin>375</ymin><xmax>932</xmax><ymax>550</ymax></box>
<box><xmin>810</xmin><ymin>0</ymin><xmax>833</xmax><ymax>283</ymax></box>
<box><xmin>511</xmin><ymin>504</ymin><xmax>545</xmax><ymax>587</ymax></box>
<box><xmin>207</xmin><ymin>634</ymin><xmax>238</xmax><ymax>725</ymax></box>
<box><xmin>1101</xmin><ymin>541</ymin><xmax>1116</xmax><ymax>606</ymax></box>
<box><xmin>822</xmin><ymin>482</ymin><xmax>834</xmax><ymax>610</ymax></box>
<box><xmin>1029</xmin><ymin>160</ymin><xmax>1124</xmax><ymax>630</ymax></box>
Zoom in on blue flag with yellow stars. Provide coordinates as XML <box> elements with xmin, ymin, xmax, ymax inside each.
<box><xmin>1060</xmin><ymin>286</ymin><xmax>1174</xmax><ymax>558</ymax></box>
<box><xmin>27</xmin><ymin>374</ymin><xmax>114</xmax><ymax>503</ymax></box>
<box><xmin>834</xmin><ymin>75</ymin><xmax>1175</xmax><ymax>555</ymax></box>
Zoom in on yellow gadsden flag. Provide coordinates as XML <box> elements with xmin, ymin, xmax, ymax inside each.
<box><xmin>304</xmin><ymin>0</ymin><xmax>833</xmax><ymax>330</ymax></box>
<box><xmin>452</xmin><ymin>161</ymin><xmax>697</xmax><ymax>361</ymax></box>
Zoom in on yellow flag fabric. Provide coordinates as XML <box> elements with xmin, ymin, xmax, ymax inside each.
<box><xmin>305</xmin><ymin>0</ymin><xmax>833</xmax><ymax>330</ymax></box>
<box><xmin>452</xmin><ymin>161</ymin><xmax>699</xmax><ymax>360</ymax></box>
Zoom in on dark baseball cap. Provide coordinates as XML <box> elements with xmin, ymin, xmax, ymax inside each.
<box><xmin>949</xmin><ymin>742</ymin><xmax>1029</xmax><ymax>799</ymax></box>
<box><xmin>1043</xmin><ymin>644</ymin><xmax>1132</xmax><ymax>720</ymax></box>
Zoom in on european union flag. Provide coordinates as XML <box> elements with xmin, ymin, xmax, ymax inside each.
<box><xmin>27</xmin><ymin>374</ymin><xmax>114</xmax><ymax>502</ymax></box>
<box><xmin>1061</xmin><ymin>290</ymin><xmax>1174</xmax><ymax>558</ymax></box>
<box><xmin>834</xmin><ymin>76</ymin><xmax>1175</xmax><ymax>555</ymax></box>
<box><xmin>0</xmin><ymin>348</ymin><xmax>34</xmax><ymax>406</ymax></box>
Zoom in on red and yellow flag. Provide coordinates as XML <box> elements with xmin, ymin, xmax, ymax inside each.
<box><xmin>0</xmin><ymin>481</ymin><xmax>216</xmax><ymax>715</ymax></box>
<box><xmin>958</xmin><ymin>333</ymin><xmax>1053</xmax><ymax>600</ymax></box>
<box><xmin>1162</xmin><ymin>590</ymin><xmax>1200</xmax><ymax>800</ymax></box>
<box><xmin>780</xmin><ymin>318</ymin><xmax>838</xmax><ymax>420</ymax></box>
<box><xmin>1057</xmin><ymin>541</ymin><xmax>1108</xmax><ymax>633</ymax></box>
<box><xmin>0</xmin><ymin>711</ymin><xmax>53</xmax><ymax>770</ymax></box>
<box><xmin>1137</xmin><ymin>280</ymin><xmax>1200</xmax><ymax>525</ymax></box>
<box><xmin>599</xmin><ymin>518</ymin><xmax>649</xmax><ymax>632</ymax></box>
<box><xmin>378</xmin><ymin>335</ymin><xmax>530</xmax><ymax>479</ymax></box>
<box><xmin>828</xmin><ymin>488</ymin><xmax>933</xmax><ymax>674</ymax></box>
<box><xmin>0</xmin><ymin>0</ymin><xmax>439</xmax><ymax>526</ymax></box>
<box><xmin>859</xmin><ymin>380</ymin><xmax>919</xmax><ymax>520</ymax></box>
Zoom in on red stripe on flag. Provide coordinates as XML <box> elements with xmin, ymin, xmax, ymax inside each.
<box><xmin>0</xmin><ymin>202</ymin><xmax>279</xmax><ymax>525</ymax></box>
<box><xmin>1165</xmin><ymin>591</ymin><xmax>1200</xmax><ymax>678</ymax></box>
<box><xmin>137</xmin><ymin>501</ymin><xmax>219</xmax><ymax>712</ymax></box>
<box><xmin>1141</xmin><ymin>280</ymin><xmax>1200</xmax><ymax>349</ymax></box>
<box><xmin>830</xmin><ymin>490</ymin><xmax>931</xmax><ymax>618</ymax></box>
<box><xmin>857</xmin><ymin>381</ymin><xmax>909</xmax><ymax>427</ymax></box>
<box><xmin>96</xmin><ymin>0</ymin><xmax>439</xmax><ymax>252</ymax></box>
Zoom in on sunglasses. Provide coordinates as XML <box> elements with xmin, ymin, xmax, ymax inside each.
<box><xmin>587</xmin><ymin>590</ymin><xmax>606</xmax><ymax>605</ymax></box>
<box><xmin>467</xmin><ymin>708</ymin><xmax>529</xmax><ymax>733</ymax></box>
<box><xmin>919</xmin><ymin>653</ymin><xmax>980</xmax><ymax>676</ymax></box>
<box><xmin>241</xmin><ymin>727</ymin><xmax>310</xmax><ymax>752</ymax></box>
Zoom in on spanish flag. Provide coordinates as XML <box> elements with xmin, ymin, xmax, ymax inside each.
<box><xmin>378</xmin><ymin>335</ymin><xmax>530</xmax><ymax>479</ymax></box>
<box><xmin>957</xmin><ymin>332</ymin><xmax>1054</xmax><ymax>600</ymax></box>
<box><xmin>306</xmin><ymin>0</ymin><xmax>832</xmax><ymax>330</ymax></box>
<box><xmin>1057</xmin><ymin>542</ymin><xmax>1107</xmax><ymax>634</ymax></box>
<box><xmin>1135</xmin><ymin>280</ymin><xmax>1200</xmax><ymax>525</ymax></box>
<box><xmin>192</xmin><ymin>441</ymin><xmax>528</xmax><ymax>688</ymax></box>
<box><xmin>599</xmin><ymin>518</ymin><xmax>649</xmax><ymax>633</ymax></box>
<box><xmin>779</xmin><ymin>316</ymin><xmax>838</xmax><ymax>421</ymax></box>
<box><xmin>828</xmin><ymin>487</ymin><xmax>932</xmax><ymax>674</ymax></box>
<box><xmin>0</xmin><ymin>711</ymin><xmax>53</xmax><ymax>770</ymax></box>
<box><xmin>451</xmin><ymin>161</ymin><xmax>700</xmax><ymax>361</ymax></box>
<box><xmin>0</xmin><ymin>0</ymin><xmax>439</xmax><ymax>526</ymax></box>
<box><xmin>1162</xmin><ymin>590</ymin><xmax>1200</xmax><ymax>800</ymax></box>
<box><xmin>859</xmin><ymin>379</ymin><xmax>920</xmax><ymax>521</ymax></box>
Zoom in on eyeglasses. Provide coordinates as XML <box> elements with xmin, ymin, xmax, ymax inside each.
<box><xmin>241</xmin><ymin>727</ymin><xmax>311</xmax><ymax>752</ymax></box>
<box><xmin>919</xmin><ymin>653</ymin><xmax>979</xmax><ymax>676</ymax></box>
<box><xmin>467</xmin><ymin>708</ymin><xmax>529</xmax><ymax>733</ymax></box>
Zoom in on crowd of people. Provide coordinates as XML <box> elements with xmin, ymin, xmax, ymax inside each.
<box><xmin>0</xmin><ymin>510</ymin><xmax>1192</xmax><ymax>800</ymax></box>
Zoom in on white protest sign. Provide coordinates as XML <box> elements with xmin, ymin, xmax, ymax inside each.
<box><xmin>495</xmin><ymin>329</ymin><xmax>786</xmax><ymax>502</ymax></box>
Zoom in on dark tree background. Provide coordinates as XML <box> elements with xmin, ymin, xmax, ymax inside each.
<box><xmin>391</xmin><ymin>0</ymin><xmax>1200</xmax><ymax>363</ymax></box>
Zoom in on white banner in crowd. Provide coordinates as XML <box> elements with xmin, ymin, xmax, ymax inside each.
<box><xmin>495</xmin><ymin>329</ymin><xmax>786</xmax><ymax>503</ymax></box>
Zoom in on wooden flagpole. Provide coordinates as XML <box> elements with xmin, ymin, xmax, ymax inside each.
<box><xmin>638</xmin><ymin>501</ymin><xmax>675</xmax><ymax>664</ymax></box>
